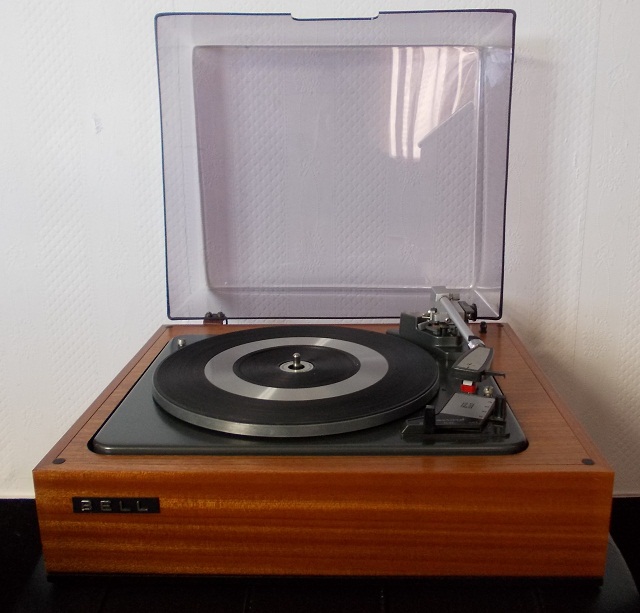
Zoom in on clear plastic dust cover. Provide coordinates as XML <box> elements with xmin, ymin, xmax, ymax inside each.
<box><xmin>156</xmin><ymin>10</ymin><xmax>515</xmax><ymax>320</ymax></box>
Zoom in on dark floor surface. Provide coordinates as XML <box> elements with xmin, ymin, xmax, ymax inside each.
<box><xmin>3</xmin><ymin>499</ymin><xmax>640</xmax><ymax>613</ymax></box>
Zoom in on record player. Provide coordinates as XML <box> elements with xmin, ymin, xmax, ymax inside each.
<box><xmin>33</xmin><ymin>10</ymin><xmax>613</xmax><ymax>579</ymax></box>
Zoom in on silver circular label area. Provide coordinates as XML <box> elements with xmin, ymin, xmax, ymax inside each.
<box><xmin>279</xmin><ymin>359</ymin><xmax>314</xmax><ymax>373</ymax></box>
<box><xmin>204</xmin><ymin>337</ymin><xmax>388</xmax><ymax>401</ymax></box>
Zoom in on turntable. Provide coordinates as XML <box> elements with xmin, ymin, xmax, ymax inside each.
<box><xmin>33</xmin><ymin>10</ymin><xmax>613</xmax><ymax>579</ymax></box>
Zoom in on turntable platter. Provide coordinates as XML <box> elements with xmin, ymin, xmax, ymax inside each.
<box><xmin>152</xmin><ymin>325</ymin><xmax>439</xmax><ymax>437</ymax></box>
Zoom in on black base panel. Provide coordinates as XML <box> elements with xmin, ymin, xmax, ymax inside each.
<box><xmin>13</xmin><ymin>541</ymin><xmax>640</xmax><ymax>613</ymax></box>
<box><xmin>91</xmin><ymin>335</ymin><xmax>527</xmax><ymax>456</ymax></box>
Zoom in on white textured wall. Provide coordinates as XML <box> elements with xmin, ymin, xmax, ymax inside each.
<box><xmin>1</xmin><ymin>0</ymin><xmax>639</xmax><ymax>496</ymax></box>
<box><xmin>504</xmin><ymin>0</ymin><xmax>640</xmax><ymax>496</ymax></box>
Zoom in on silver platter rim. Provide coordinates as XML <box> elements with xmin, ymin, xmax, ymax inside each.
<box><xmin>152</xmin><ymin>328</ymin><xmax>439</xmax><ymax>438</ymax></box>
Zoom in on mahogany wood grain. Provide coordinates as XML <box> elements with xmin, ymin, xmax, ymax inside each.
<box><xmin>33</xmin><ymin>324</ymin><xmax>613</xmax><ymax>578</ymax></box>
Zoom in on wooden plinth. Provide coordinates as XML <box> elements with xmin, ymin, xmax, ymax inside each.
<box><xmin>33</xmin><ymin>323</ymin><xmax>613</xmax><ymax>578</ymax></box>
